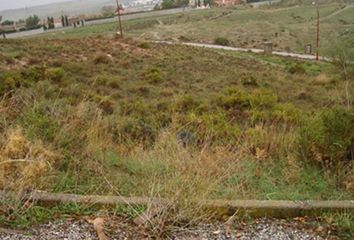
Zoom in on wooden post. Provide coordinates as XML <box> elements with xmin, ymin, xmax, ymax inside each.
<box><xmin>316</xmin><ymin>4</ymin><xmax>320</xmax><ymax>60</ymax></box>
<box><xmin>115</xmin><ymin>0</ymin><xmax>123</xmax><ymax>38</ymax></box>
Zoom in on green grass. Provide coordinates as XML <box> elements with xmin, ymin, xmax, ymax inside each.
<box><xmin>0</xmin><ymin>200</ymin><xmax>146</xmax><ymax>229</ymax></box>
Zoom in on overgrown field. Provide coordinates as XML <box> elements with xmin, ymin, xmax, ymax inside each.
<box><xmin>0</xmin><ymin>36</ymin><xmax>353</xmax><ymax>231</ymax></box>
<box><xmin>41</xmin><ymin>3</ymin><xmax>354</xmax><ymax>56</ymax></box>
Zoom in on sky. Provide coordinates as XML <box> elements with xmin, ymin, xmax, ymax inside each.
<box><xmin>0</xmin><ymin>0</ymin><xmax>71</xmax><ymax>11</ymax></box>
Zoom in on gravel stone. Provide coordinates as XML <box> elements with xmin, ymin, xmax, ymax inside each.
<box><xmin>0</xmin><ymin>218</ymin><xmax>334</xmax><ymax>240</ymax></box>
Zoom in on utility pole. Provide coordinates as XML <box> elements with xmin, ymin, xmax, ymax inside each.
<box><xmin>314</xmin><ymin>2</ymin><xmax>320</xmax><ymax>61</ymax></box>
<box><xmin>115</xmin><ymin>0</ymin><xmax>123</xmax><ymax>38</ymax></box>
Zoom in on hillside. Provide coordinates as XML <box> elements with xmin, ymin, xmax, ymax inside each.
<box><xmin>1</xmin><ymin>35</ymin><xmax>353</xmax><ymax>198</ymax></box>
<box><xmin>40</xmin><ymin>3</ymin><xmax>354</xmax><ymax>56</ymax></box>
<box><xmin>0</xmin><ymin>0</ymin><xmax>130</xmax><ymax>21</ymax></box>
<box><xmin>0</xmin><ymin>4</ymin><xmax>353</xmax><ymax>237</ymax></box>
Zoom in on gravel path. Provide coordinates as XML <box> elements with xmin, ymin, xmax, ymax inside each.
<box><xmin>0</xmin><ymin>217</ymin><xmax>336</xmax><ymax>240</ymax></box>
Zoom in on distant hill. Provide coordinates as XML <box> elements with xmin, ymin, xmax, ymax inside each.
<box><xmin>0</xmin><ymin>0</ymin><xmax>132</xmax><ymax>21</ymax></box>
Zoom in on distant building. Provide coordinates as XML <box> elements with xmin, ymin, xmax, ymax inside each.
<box><xmin>68</xmin><ymin>16</ymin><xmax>85</xmax><ymax>28</ymax></box>
<box><xmin>189</xmin><ymin>0</ymin><xmax>210</xmax><ymax>8</ymax></box>
<box><xmin>214</xmin><ymin>0</ymin><xmax>243</xmax><ymax>7</ymax></box>
<box><xmin>189</xmin><ymin>0</ymin><xmax>243</xmax><ymax>8</ymax></box>
<box><xmin>0</xmin><ymin>22</ymin><xmax>26</xmax><ymax>33</ymax></box>
<box><xmin>54</xmin><ymin>18</ymin><xmax>63</xmax><ymax>28</ymax></box>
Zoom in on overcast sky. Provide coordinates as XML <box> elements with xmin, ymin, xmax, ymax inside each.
<box><xmin>0</xmin><ymin>0</ymin><xmax>71</xmax><ymax>11</ymax></box>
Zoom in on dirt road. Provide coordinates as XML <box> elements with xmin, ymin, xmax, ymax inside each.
<box><xmin>155</xmin><ymin>41</ymin><xmax>331</xmax><ymax>61</ymax></box>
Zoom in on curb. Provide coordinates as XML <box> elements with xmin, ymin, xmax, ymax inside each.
<box><xmin>5</xmin><ymin>191</ymin><xmax>353</xmax><ymax>218</ymax></box>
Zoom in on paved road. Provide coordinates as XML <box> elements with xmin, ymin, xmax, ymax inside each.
<box><xmin>155</xmin><ymin>41</ymin><xmax>331</xmax><ymax>61</ymax></box>
<box><xmin>6</xmin><ymin>8</ymin><xmax>192</xmax><ymax>39</ymax></box>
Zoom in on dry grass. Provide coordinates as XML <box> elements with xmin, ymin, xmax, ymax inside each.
<box><xmin>0</xmin><ymin>127</ymin><xmax>59</xmax><ymax>190</ymax></box>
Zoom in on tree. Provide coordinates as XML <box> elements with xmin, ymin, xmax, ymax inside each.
<box><xmin>1</xmin><ymin>20</ymin><xmax>14</xmax><ymax>26</ymax></box>
<box><xmin>25</xmin><ymin>15</ymin><xmax>40</xmax><ymax>29</ymax></box>
<box><xmin>101</xmin><ymin>6</ymin><xmax>115</xmax><ymax>17</ymax></box>
<box><xmin>65</xmin><ymin>16</ymin><xmax>69</xmax><ymax>27</ymax></box>
<box><xmin>154</xmin><ymin>4</ymin><xmax>161</xmax><ymax>10</ymax></box>
<box><xmin>161</xmin><ymin>0</ymin><xmax>175</xmax><ymax>9</ymax></box>
<box><xmin>161</xmin><ymin>0</ymin><xmax>189</xmax><ymax>9</ymax></box>
<box><xmin>204</xmin><ymin>0</ymin><xmax>213</xmax><ymax>6</ymax></box>
<box><xmin>47</xmin><ymin>17</ymin><xmax>55</xmax><ymax>29</ymax></box>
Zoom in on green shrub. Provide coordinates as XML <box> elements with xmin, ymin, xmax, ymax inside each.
<box><xmin>214</xmin><ymin>37</ymin><xmax>230</xmax><ymax>46</ymax></box>
<box><xmin>241</xmin><ymin>75</ymin><xmax>258</xmax><ymax>87</ymax></box>
<box><xmin>288</xmin><ymin>63</ymin><xmax>306</xmax><ymax>74</ymax></box>
<box><xmin>174</xmin><ymin>95</ymin><xmax>201</xmax><ymax>113</ymax></box>
<box><xmin>249</xmin><ymin>109</ymin><xmax>271</xmax><ymax>123</ymax></box>
<box><xmin>178</xmin><ymin>35</ymin><xmax>190</xmax><ymax>42</ymax></box>
<box><xmin>186</xmin><ymin>112</ymin><xmax>241</xmax><ymax>145</ymax></box>
<box><xmin>138</xmin><ymin>42</ymin><xmax>151</xmax><ymax>49</ymax></box>
<box><xmin>215</xmin><ymin>88</ymin><xmax>278</xmax><ymax>112</ymax></box>
<box><xmin>0</xmin><ymin>71</ymin><xmax>27</xmax><ymax>95</ymax></box>
<box><xmin>21</xmin><ymin>106</ymin><xmax>60</xmax><ymax>142</ymax></box>
<box><xmin>115</xmin><ymin>117</ymin><xmax>157</xmax><ymax>145</ymax></box>
<box><xmin>143</xmin><ymin>68</ymin><xmax>163</xmax><ymax>84</ymax></box>
<box><xmin>0</xmin><ymin>76</ymin><xmax>16</xmax><ymax>95</ymax></box>
<box><xmin>94</xmin><ymin>76</ymin><xmax>109</xmax><ymax>86</ymax></box>
<box><xmin>46</xmin><ymin>67</ymin><xmax>67</xmax><ymax>83</ymax></box>
<box><xmin>92</xmin><ymin>95</ymin><xmax>115</xmax><ymax>114</ymax></box>
<box><xmin>248</xmin><ymin>89</ymin><xmax>278</xmax><ymax>109</ymax></box>
<box><xmin>214</xmin><ymin>88</ymin><xmax>251</xmax><ymax>110</ymax></box>
<box><xmin>271</xmin><ymin>103</ymin><xmax>300</xmax><ymax>123</ymax></box>
<box><xmin>21</xmin><ymin>66</ymin><xmax>46</xmax><ymax>83</ymax></box>
<box><xmin>299</xmin><ymin>108</ymin><xmax>353</xmax><ymax>172</ymax></box>
<box><xmin>119</xmin><ymin>99</ymin><xmax>150</xmax><ymax>116</ymax></box>
<box><xmin>108</xmin><ymin>80</ymin><xmax>120</xmax><ymax>89</ymax></box>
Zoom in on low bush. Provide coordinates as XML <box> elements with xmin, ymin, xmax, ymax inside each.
<box><xmin>271</xmin><ymin>103</ymin><xmax>301</xmax><ymax>124</ymax></box>
<box><xmin>215</xmin><ymin>88</ymin><xmax>278</xmax><ymax>112</ymax></box>
<box><xmin>214</xmin><ymin>37</ymin><xmax>231</xmax><ymax>46</ymax></box>
<box><xmin>173</xmin><ymin>94</ymin><xmax>201</xmax><ymax>113</ymax></box>
<box><xmin>288</xmin><ymin>63</ymin><xmax>306</xmax><ymax>74</ymax></box>
<box><xmin>0</xmin><ymin>76</ymin><xmax>17</xmax><ymax>95</ymax></box>
<box><xmin>178</xmin><ymin>35</ymin><xmax>190</xmax><ymax>42</ymax></box>
<box><xmin>45</xmin><ymin>67</ymin><xmax>67</xmax><ymax>83</ymax></box>
<box><xmin>214</xmin><ymin>88</ymin><xmax>251</xmax><ymax>111</ymax></box>
<box><xmin>241</xmin><ymin>75</ymin><xmax>259</xmax><ymax>87</ymax></box>
<box><xmin>115</xmin><ymin>117</ymin><xmax>158</xmax><ymax>145</ymax></box>
<box><xmin>299</xmin><ymin>108</ymin><xmax>353</xmax><ymax>181</ymax></box>
<box><xmin>21</xmin><ymin>66</ymin><xmax>46</xmax><ymax>83</ymax></box>
<box><xmin>177</xmin><ymin>111</ymin><xmax>241</xmax><ymax>145</ymax></box>
<box><xmin>92</xmin><ymin>95</ymin><xmax>115</xmax><ymax>114</ymax></box>
<box><xmin>138</xmin><ymin>42</ymin><xmax>151</xmax><ymax>49</ymax></box>
<box><xmin>143</xmin><ymin>68</ymin><xmax>164</xmax><ymax>84</ymax></box>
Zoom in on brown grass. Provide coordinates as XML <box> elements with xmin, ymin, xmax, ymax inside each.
<box><xmin>0</xmin><ymin>128</ymin><xmax>59</xmax><ymax>190</ymax></box>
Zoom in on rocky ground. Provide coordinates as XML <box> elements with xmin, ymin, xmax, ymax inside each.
<box><xmin>0</xmin><ymin>217</ymin><xmax>340</xmax><ymax>240</ymax></box>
